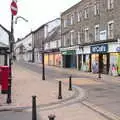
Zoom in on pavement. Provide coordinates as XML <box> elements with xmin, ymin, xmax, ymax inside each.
<box><xmin>0</xmin><ymin>62</ymin><xmax>120</xmax><ymax>120</ymax></box>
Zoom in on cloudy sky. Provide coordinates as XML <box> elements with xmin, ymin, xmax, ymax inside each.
<box><xmin>0</xmin><ymin>0</ymin><xmax>80</xmax><ymax>40</ymax></box>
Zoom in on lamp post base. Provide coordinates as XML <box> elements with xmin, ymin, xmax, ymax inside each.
<box><xmin>7</xmin><ymin>97</ymin><xmax>11</xmax><ymax>104</ymax></box>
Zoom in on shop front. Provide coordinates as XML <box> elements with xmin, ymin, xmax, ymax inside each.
<box><xmin>90</xmin><ymin>44</ymin><xmax>109</xmax><ymax>74</ymax></box>
<box><xmin>61</xmin><ymin>50</ymin><xmax>77</xmax><ymax>68</ymax></box>
<box><xmin>109</xmin><ymin>43</ymin><xmax>120</xmax><ymax>76</ymax></box>
<box><xmin>48</xmin><ymin>53</ymin><xmax>54</xmax><ymax>66</ymax></box>
<box><xmin>54</xmin><ymin>53</ymin><xmax>62</xmax><ymax>67</ymax></box>
<box><xmin>77</xmin><ymin>46</ymin><xmax>91</xmax><ymax>72</ymax></box>
<box><xmin>44</xmin><ymin>54</ymin><xmax>49</xmax><ymax>65</ymax></box>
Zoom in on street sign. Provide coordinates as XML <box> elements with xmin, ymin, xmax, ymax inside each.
<box><xmin>11</xmin><ymin>1</ymin><xmax>18</xmax><ymax>16</ymax></box>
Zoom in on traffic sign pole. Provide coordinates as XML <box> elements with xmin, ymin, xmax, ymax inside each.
<box><xmin>7</xmin><ymin>0</ymin><xmax>17</xmax><ymax>104</ymax></box>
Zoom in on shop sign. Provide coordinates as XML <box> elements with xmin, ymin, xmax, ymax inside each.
<box><xmin>76</xmin><ymin>48</ymin><xmax>83</xmax><ymax>54</ymax></box>
<box><xmin>91</xmin><ymin>44</ymin><xmax>108</xmax><ymax>53</ymax></box>
<box><xmin>116</xmin><ymin>47</ymin><xmax>120</xmax><ymax>52</ymax></box>
<box><xmin>61</xmin><ymin>50</ymin><xmax>76</xmax><ymax>55</ymax></box>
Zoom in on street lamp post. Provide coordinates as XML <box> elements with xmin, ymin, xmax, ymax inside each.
<box><xmin>42</xmin><ymin>41</ymin><xmax>45</xmax><ymax>80</ymax></box>
<box><xmin>7</xmin><ymin>14</ymin><xmax>14</xmax><ymax>104</ymax></box>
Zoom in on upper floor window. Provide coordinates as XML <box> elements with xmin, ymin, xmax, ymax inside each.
<box><xmin>85</xmin><ymin>28</ymin><xmax>89</xmax><ymax>42</ymax></box>
<box><xmin>84</xmin><ymin>8</ymin><xmax>89</xmax><ymax>19</ymax></box>
<box><xmin>70</xmin><ymin>30</ymin><xmax>74</xmax><ymax>45</ymax></box>
<box><xmin>94</xmin><ymin>3</ymin><xmax>99</xmax><ymax>15</ymax></box>
<box><xmin>70</xmin><ymin>14</ymin><xmax>74</xmax><ymax>25</ymax></box>
<box><xmin>77</xmin><ymin>12</ymin><xmax>82</xmax><ymax>22</ymax></box>
<box><xmin>108</xmin><ymin>0</ymin><xmax>114</xmax><ymax>9</ymax></box>
<box><xmin>77</xmin><ymin>32</ymin><xmax>81</xmax><ymax>44</ymax></box>
<box><xmin>63</xmin><ymin>35</ymin><xmax>66</xmax><ymax>46</ymax></box>
<box><xmin>95</xmin><ymin>25</ymin><xmax>100</xmax><ymax>41</ymax></box>
<box><xmin>63</xmin><ymin>19</ymin><xmax>67</xmax><ymax>28</ymax></box>
<box><xmin>108</xmin><ymin>21</ymin><xmax>114</xmax><ymax>39</ymax></box>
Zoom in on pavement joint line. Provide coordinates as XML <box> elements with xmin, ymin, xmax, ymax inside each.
<box><xmin>82</xmin><ymin>101</ymin><xmax>120</xmax><ymax>120</ymax></box>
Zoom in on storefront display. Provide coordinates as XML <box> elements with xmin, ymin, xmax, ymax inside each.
<box><xmin>54</xmin><ymin>54</ymin><xmax>62</xmax><ymax>67</ymax></box>
<box><xmin>109</xmin><ymin>53</ymin><xmax>120</xmax><ymax>76</ymax></box>
<box><xmin>49</xmin><ymin>53</ymin><xmax>54</xmax><ymax>65</ymax></box>
<box><xmin>44</xmin><ymin>54</ymin><xmax>48</xmax><ymax>65</ymax></box>
<box><xmin>91</xmin><ymin>54</ymin><xmax>99</xmax><ymax>73</ymax></box>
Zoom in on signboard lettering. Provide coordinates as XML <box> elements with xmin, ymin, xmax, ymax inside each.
<box><xmin>91</xmin><ymin>44</ymin><xmax>108</xmax><ymax>53</ymax></box>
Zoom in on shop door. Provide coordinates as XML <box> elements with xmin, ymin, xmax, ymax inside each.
<box><xmin>78</xmin><ymin>55</ymin><xmax>82</xmax><ymax>70</ymax></box>
<box><xmin>101</xmin><ymin>53</ymin><xmax>109</xmax><ymax>74</ymax></box>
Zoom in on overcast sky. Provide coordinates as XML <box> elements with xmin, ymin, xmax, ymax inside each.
<box><xmin>0</xmin><ymin>0</ymin><xmax>80</xmax><ymax>40</ymax></box>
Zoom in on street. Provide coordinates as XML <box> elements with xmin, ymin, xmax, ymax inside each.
<box><xmin>0</xmin><ymin>62</ymin><xmax>120</xmax><ymax>120</ymax></box>
<box><xmin>17</xmin><ymin>62</ymin><xmax>120</xmax><ymax>117</ymax></box>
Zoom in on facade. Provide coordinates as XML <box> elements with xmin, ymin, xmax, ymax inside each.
<box><xmin>44</xmin><ymin>26</ymin><xmax>62</xmax><ymax>67</ymax></box>
<box><xmin>61</xmin><ymin>0</ymin><xmax>120</xmax><ymax>76</ymax></box>
<box><xmin>0</xmin><ymin>25</ymin><xmax>10</xmax><ymax>65</ymax></box>
<box><xmin>15</xmin><ymin>32</ymin><xmax>33</xmax><ymax>62</ymax></box>
<box><xmin>33</xmin><ymin>18</ymin><xmax>61</xmax><ymax>64</ymax></box>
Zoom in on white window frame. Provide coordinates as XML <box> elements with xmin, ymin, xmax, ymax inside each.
<box><xmin>63</xmin><ymin>35</ymin><xmax>66</xmax><ymax>46</ymax></box>
<box><xmin>77</xmin><ymin>11</ymin><xmax>81</xmax><ymax>22</ymax></box>
<box><xmin>108</xmin><ymin>0</ymin><xmax>114</xmax><ymax>9</ymax></box>
<box><xmin>63</xmin><ymin>19</ymin><xmax>67</xmax><ymax>28</ymax></box>
<box><xmin>108</xmin><ymin>20</ymin><xmax>114</xmax><ymax>39</ymax></box>
<box><xmin>94</xmin><ymin>3</ymin><xmax>99</xmax><ymax>15</ymax></box>
<box><xmin>85</xmin><ymin>28</ymin><xmax>89</xmax><ymax>42</ymax></box>
<box><xmin>95</xmin><ymin>24</ymin><xmax>100</xmax><ymax>41</ymax></box>
<box><xmin>84</xmin><ymin>8</ymin><xmax>88</xmax><ymax>19</ymax></box>
<box><xmin>70</xmin><ymin>14</ymin><xmax>74</xmax><ymax>25</ymax></box>
<box><xmin>70</xmin><ymin>30</ymin><xmax>74</xmax><ymax>45</ymax></box>
<box><xmin>77</xmin><ymin>32</ymin><xmax>81</xmax><ymax>44</ymax></box>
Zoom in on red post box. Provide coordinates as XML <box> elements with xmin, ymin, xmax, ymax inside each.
<box><xmin>0</xmin><ymin>66</ymin><xmax>9</xmax><ymax>94</ymax></box>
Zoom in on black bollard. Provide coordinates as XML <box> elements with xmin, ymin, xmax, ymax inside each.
<box><xmin>32</xmin><ymin>96</ymin><xmax>37</xmax><ymax>120</ymax></box>
<box><xmin>58</xmin><ymin>81</ymin><xmax>62</xmax><ymax>99</ymax></box>
<box><xmin>48</xmin><ymin>114</ymin><xmax>56</xmax><ymax>120</ymax></box>
<box><xmin>68</xmin><ymin>76</ymin><xmax>72</xmax><ymax>91</ymax></box>
<box><xmin>98</xmin><ymin>72</ymin><xmax>101</xmax><ymax>78</ymax></box>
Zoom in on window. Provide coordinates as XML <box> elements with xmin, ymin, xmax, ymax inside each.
<box><xmin>84</xmin><ymin>8</ymin><xmax>89</xmax><ymax>19</ymax></box>
<box><xmin>77</xmin><ymin>32</ymin><xmax>81</xmax><ymax>44</ymax></box>
<box><xmin>63</xmin><ymin>19</ymin><xmax>67</xmax><ymax>28</ymax></box>
<box><xmin>70</xmin><ymin>30</ymin><xmax>74</xmax><ymax>45</ymax></box>
<box><xmin>95</xmin><ymin>25</ymin><xmax>100</xmax><ymax>41</ymax></box>
<box><xmin>108</xmin><ymin>21</ymin><xmax>114</xmax><ymax>39</ymax></box>
<box><xmin>70</xmin><ymin>14</ymin><xmax>74</xmax><ymax>25</ymax></box>
<box><xmin>77</xmin><ymin>12</ymin><xmax>82</xmax><ymax>22</ymax></box>
<box><xmin>108</xmin><ymin>0</ymin><xmax>114</xmax><ymax>9</ymax></box>
<box><xmin>85</xmin><ymin>28</ymin><xmax>89</xmax><ymax>42</ymax></box>
<box><xmin>63</xmin><ymin>35</ymin><xmax>66</xmax><ymax>46</ymax></box>
<box><xmin>94</xmin><ymin>3</ymin><xmax>99</xmax><ymax>15</ymax></box>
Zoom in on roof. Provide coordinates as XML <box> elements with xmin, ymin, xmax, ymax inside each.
<box><xmin>45</xmin><ymin>26</ymin><xmax>61</xmax><ymax>42</ymax></box>
<box><xmin>0</xmin><ymin>24</ymin><xmax>10</xmax><ymax>35</ymax></box>
<box><xmin>61</xmin><ymin>0</ymin><xmax>83</xmax><ymax>16</ymax></box>
<box><xmin>33</xmin><ymin>18</ymin><xmax>60</xmax><ymax>33</ymax></box>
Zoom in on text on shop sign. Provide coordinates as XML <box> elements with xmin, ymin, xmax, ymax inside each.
<box><xmin>91</xmin><ymin>44</ymin><xmax>108</xmax><ymax>53</ymax></box>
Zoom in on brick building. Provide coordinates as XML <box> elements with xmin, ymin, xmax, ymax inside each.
<box><xmin>61</xmin><ymin>0</ymin><xmax>120</xmax><ymax>76</ymax></box>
